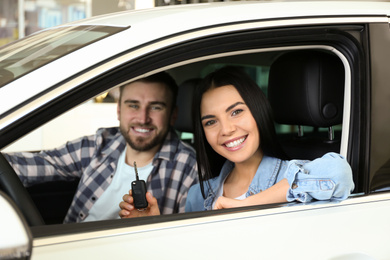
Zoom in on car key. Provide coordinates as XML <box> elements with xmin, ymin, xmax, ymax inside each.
<box><xmin>131</xmin><ymin>161</ymin><xmax>148</xmax><ymax>209</ymax></box>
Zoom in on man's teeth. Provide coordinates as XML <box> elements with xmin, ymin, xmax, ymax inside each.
<box><xmin>225</xmin><ymin>137</ymin><xmax>246</xmax><ymax>148</ymax></box>
<box><xmin>135</xmin><ymin>128</ymin><xmax>151</xmax><ymax>133</ymax></box>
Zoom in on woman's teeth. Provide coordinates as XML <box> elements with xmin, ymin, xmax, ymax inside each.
<box><xmin>225</xmin><ymin>137</ymin><xmax>246</xmax><ymax>148</ymax></box>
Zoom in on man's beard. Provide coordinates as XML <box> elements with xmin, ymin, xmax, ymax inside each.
<box><xmin>120</xmin><ymin>124</ymin><xmax>169</xmax><ymax>152</ymax></box>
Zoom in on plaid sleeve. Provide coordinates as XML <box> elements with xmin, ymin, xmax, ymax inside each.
<box><xmin>152</xmin><ymin>139</ymin><xmax>199</xmax><ymax>215</ymax></box>
<box><xmin>176</xmin><ymin>159</ymin><xmax>198</xmax><ymax>213</ymax></box>
<box><xmin>4</xmin><ymin>135</ymin><xmax>97</xmax><ymax>186</ymax></box>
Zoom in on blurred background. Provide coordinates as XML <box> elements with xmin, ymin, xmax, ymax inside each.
<box><xmin>0</xmin><ymin>0</ymin><xmax>224</xmax><ymax>47</ymax></box>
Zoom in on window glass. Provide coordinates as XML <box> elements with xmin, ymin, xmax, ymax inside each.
<box><xmin>368</xmin><ymin>23</ymin><xmax>390</xmax><ymax>191</ymax></box>
<box><xmin>0</xmin><ymin>25</ymin><xmax>127</xmax><ymax>88</ymax></box>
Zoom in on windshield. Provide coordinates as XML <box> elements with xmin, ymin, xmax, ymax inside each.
<box><xmin>0</xmin><ymin>25</ymin><xmax>127</xmax><ymax>88</ymax></box>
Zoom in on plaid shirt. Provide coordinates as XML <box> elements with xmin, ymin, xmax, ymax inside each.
<box><xmin>5</xmin><ymin>127</ymin><xmax>198</xmax><ymax>223</ymax></box>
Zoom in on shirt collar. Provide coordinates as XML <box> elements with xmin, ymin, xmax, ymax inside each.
<box><xmin>153</xmin><ymin>128</ymin><xmax>180</xmax><ymax>163</ymax></box>
<box><xmin>99</xmin><ymin>127</ymin><xmax>126</xmax><ymax>156</ymax></box>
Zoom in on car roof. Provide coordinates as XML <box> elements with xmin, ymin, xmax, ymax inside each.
<box><xmin>67</xmin><ymin>1</ymin><xmax>390</xmax><ymax>28</ymax></box>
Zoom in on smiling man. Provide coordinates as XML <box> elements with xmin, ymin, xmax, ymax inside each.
<box><xmin>4</xmin><ymin>72</ymin><xmax>198</xmax><ymax>223</ymax></box>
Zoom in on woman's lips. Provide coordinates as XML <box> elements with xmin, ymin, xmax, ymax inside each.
<box><xmin>223</xmin><ymin>136</ymin><xmax>247</xmax><ymax>150</ymax></box>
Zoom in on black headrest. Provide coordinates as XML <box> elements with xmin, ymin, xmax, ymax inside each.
<box><xmin>268</xmin><ymin>50</ymin><xmax>345</xmax><ymax>127</ymax></box>
<box><xmin>174</xmin><ymin>78</ymin><xmax>201</xmax><ymax>133</ymax></box>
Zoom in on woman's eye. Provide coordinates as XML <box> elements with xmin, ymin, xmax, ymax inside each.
<box><xmin>204</xmin><ymin>120</ymin><xmax>216</xmax><ymax>126</ymax></box>
<box><xmin>232</xmin><ymin>109</ymin><xmax>243</xmax><ymax>116</ymax></box>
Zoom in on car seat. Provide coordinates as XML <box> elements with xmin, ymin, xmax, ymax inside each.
<box><xmin>268</xmin><ymin>50</ymin><xmax>345</xmax><ymax>160</ymax></box>
<box><xmin>174</xmin><ymin>78</ymin><xmax>201</xmax><ymax>144</ymax></box>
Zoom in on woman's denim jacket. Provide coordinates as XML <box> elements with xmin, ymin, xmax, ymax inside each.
<box><xmin>185</xmin><ymin>152</ymin><xmax>354</xmax><ymax>212</ymax></box>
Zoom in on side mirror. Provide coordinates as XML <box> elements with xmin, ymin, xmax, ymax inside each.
<box><xmin>0</xmin><ymin>191</ymin><xmax>32</xmax><ymax>259</ymax></box>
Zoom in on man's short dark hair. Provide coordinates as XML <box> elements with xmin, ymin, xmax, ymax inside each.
<box><xmin>119</xmin><ymin>72</ymin><xmax>178</xmax><ymax>110</ymax></box>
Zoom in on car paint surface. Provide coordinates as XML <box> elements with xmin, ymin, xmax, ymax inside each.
<box><xmin>31</xmin><ymin>194</ymin><xmax>390</xmax><ymax>260</ymax></box>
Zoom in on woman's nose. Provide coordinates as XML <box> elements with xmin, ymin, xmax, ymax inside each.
<box><xmin>220</xmin><ymin>119</ymin><xmax>236</xmax><ymax>136</ymax></box>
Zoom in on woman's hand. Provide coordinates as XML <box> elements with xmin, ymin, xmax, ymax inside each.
<box><xmin>119</xmin><ymin>190</ymin><xmax>161</xmax><ymax>218</ymax></box>
<box><xmin>214</xmin><ymin>179</ymin><xmax>290</xmax><ymax>210</ymax></box>
<box><xmin>213</xmin><ymin>196</ymin><xmax>248</xmax><ymax>210</ymax></box>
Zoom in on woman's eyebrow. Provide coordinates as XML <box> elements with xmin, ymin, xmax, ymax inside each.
<box><xmin>226</xmin><ymin>102</ymin><xmax>245</xmax><ymax>112</ymax></box>
<box><xmin>201</xmin><ymin>101</ymin><xmax>245</xmax><ymax>121</ymax></box>
<box><xmin>201</xmin><ymin>114</ymin><xmax>214</xmax><ymax>121</ymax></box>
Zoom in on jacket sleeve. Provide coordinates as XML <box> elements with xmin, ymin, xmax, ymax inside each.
<box><xmin>284</xmin><ymin>152</ymin><xmax>355</xmax><ymax>202</ymax></box>
<box><xmin>185</xmin><ymin>183</ymin><xmax>205</xmax><ymax>213</ymax></box>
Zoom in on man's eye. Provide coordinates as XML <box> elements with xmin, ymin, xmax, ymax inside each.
<box><xmin>129</xmin><ymin>104</ymin><xmax>139</xmax><ymax>109</ymax></box>
<box><xmin>151</xmin><ymin>105</ymin><xmax>163</xmax><ymax>110</ymax></box>
<box><xmin>232</xmin><ymin>109</ymin><xmax>243</xmax><ymax>116</ymax></box>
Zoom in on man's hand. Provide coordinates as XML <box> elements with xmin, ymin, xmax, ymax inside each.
<box><xmin>119</xmin><ymin>190</ymin><xmax>161</xmax><ymax>218</ymax></box>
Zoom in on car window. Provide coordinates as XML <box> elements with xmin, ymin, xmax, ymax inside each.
<box><xmin>0</xmin><ymin>25</ymin><xmax>127</xmax><ymax>88</ymax></box>
<box><xmin>2</xmin><ymin>47</ymin><xmax>347</xmax><ymax>223</ymax></box>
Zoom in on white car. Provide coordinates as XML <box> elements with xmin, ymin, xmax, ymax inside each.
<box><xmin>1</xmin><ymin>1</ymin><xmax>390</xmax><ymax>259</ymax></box>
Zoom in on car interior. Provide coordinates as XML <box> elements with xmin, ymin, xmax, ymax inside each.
<box><xmin>2</xmin><ymin>48</ymin><xmax>347</xmax><ymax>226</ymax></box>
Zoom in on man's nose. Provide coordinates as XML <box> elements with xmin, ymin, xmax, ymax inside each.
<box><xmin>137</xmin><ymin>108</ymin><xmax>151</xmax><ymax>124</ymax></box>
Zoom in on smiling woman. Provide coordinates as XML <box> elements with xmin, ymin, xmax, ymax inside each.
<box><xmin>119</xmin><ymin>66</ymin><xmax>355</xmax><ymax>216</ymax></box>
<box><xmin>185</xmin><ymin>66</ymin><xmax>354</xmax><ymax>211</ymax></box>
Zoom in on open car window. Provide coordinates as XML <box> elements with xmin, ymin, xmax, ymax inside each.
<box><xmin>3</xmin><ymin>47</ymin><xmax>349</xmax><ymax>228</ymax></box>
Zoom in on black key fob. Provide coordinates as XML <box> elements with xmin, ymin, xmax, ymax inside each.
<box><xmin>132</xmin><ymin>161</ymin><xmax>148</xmax><ymax>209</ymax></box>
<box><xmin>131</xmin><ymin>180</ymin><xmax>148</xmax><ymax>209</ymax></box>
